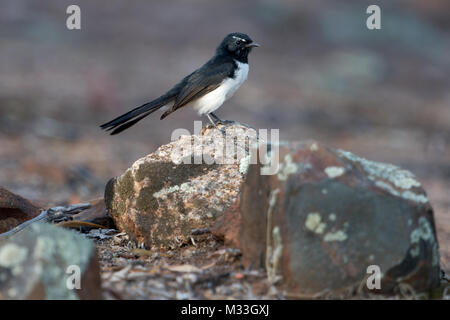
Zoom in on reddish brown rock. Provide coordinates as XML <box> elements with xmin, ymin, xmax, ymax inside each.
<box><xmin>0</xmin><ymin>187</ymin><xmax>42</xmax><ymax>233</ymax></box>
<box><xmin>211</xmin><ymin>198</ymin><xmax>241</xmax><ymax>248</ymax></box>
<box><xmin>0</xmin><ymin>222</ymin><xmax>103</xmax><ymax>300</ymax></box>
<box><xmin>238</xmin><ymin>141</ymin><xmax>440</xmax><ymax>295</ymax></box>
<box><xmin>105</xmin><ymin>124</ymin><xmax>256</xmax><ymax>248</ymax></box>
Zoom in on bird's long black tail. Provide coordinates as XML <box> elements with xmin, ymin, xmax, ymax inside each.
<box><xmin>100</xmin><ymin>94</ymin><xmax>174</xmax><ymax>135</ymax></box>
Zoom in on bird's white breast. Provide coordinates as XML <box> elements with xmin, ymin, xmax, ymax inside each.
<box><xmin>192</xmin><ymin>61</ymin><xmax>249</xmax><ymax>115</ymax></box>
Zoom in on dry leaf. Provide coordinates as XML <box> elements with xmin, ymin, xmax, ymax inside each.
<box><xmin>167</xmin><ymin>264</ymin><xmax>202</xmax><ymax>273</ymax></box>
<box><xmin>201</xmin><ymin>261</ymin><xmax>216</xmax><ymax>270</ymax></box>
<box><xmin>132</xmin><ymin>248</ymin><xmax>154</xmax><ymax>257</ymax></box>
<box><xmin>108</xmin><ymin>265</ymin><xmax>132</xmax><ymax>282</ymax></box>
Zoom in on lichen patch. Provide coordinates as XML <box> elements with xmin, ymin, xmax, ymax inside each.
<box><xmin>338</xmin><ymin>150</ymin><xmax>427</xmax><ymax>204</ymax></box>
<box><xmin>324</xmin><ymin>166</ymin><xmax>345</xmax><ymax>178</ymax></box>
<box><xmin>0</xmin><ymin>244</ymin><xmax>28</xmax><ymax>268</ymax></box>
<box><xmin>374</xmin><ymin>180</ymin><xmax>428</xmax><ymax>204</ymax></box>
<box><xmin>305</xmin><ymin>212</ymin><xmax>326</xmax><ymax>234</ymax></box>
<box><xmin>277</xmin><ymin>154</ymin><xmax>298</xmax><ymax>181</ymax></box>
<box><xmin>239</xmin><ymin>154</ymin><xmax>251</xmax><ymax>175</ymax></box>
<box><xmin>338</xmin><ymin>149</ymin><xmax>421</xmax><ymax>189</ymax></box>
<box><xmin>409</xmin><ymin>217</ymin><xmax>440</xmax><ymax>266</ymax></box>
<box><xmin>324</xmin><ymin>230</ymin><xmax>348</xmax><ymax>242</ymax></box>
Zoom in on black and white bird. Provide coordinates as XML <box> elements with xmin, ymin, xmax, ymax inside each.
<box><xmin>100</xmin><ymin>32</ymin><xmax>259</xmax><ymax>135</ymax></box>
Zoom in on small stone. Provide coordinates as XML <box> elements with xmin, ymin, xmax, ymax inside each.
<box><xmin>0</xmin><ymin>187</ymin><xmax>42</xmax><ymax>233</ymax></box>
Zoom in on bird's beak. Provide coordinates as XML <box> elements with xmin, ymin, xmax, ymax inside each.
<box><xmin>246</xmin><ymin>42</ymin><xmax>260</xmax><ymax>48</ymax></box>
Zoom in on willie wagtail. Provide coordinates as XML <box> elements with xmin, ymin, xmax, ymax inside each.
<box><xmin>100</xmin><ymin>32</ymin><xmax>259</xmax><ymax>135</ymax></box>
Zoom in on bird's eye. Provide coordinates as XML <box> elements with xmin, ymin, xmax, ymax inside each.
<box><xmin>236</xmin><ymin>40</ymin><xmax>242</xmax><ymax>45</ymax></box>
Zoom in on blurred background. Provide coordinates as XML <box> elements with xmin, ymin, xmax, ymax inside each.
<box><xmin>0</xmin><ymin>1</ymin><xmax>449</xmax><ymax>266</ymax></box>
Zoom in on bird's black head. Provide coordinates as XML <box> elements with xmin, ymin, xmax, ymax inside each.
<box><xmin>216</xmin><ymin>32</ymin><xmax>259</xmax><ymax>63</ymax></box>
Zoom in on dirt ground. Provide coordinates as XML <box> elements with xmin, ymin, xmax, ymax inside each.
<box><xmin>1</xmin><ymin>1</ymin><xmax>449</xmax><ymax>298</ymax></box>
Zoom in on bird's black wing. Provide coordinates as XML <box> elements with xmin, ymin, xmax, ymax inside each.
<box><xmin>160</xmin><ymin>58</ymin><xmax>235</xmax><ymax>119</ymax></box>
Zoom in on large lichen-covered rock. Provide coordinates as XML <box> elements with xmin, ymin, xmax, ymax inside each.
<box><xmin>0</xmin><ymin>223</ymin><xmax>102</xmax><ymax>299</ymax></box>
<box><xmin>105</xmin><ymin>124</ymin><xmax>256</xmax><ymax>248</ymax></box>
<box><xmin>236</xmin><ymin>141</ymin><xmax>441</xmax><ymax>295</ymax></box>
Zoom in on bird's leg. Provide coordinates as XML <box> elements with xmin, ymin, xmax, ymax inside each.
<box><xmin>209</xmin><ymin>113</ymin><xmax>221</xmax><ymax>122</ymax></box>
<box><xmin>210</xmin><ymin>112</ymin><xmax>257</xmax><ymax>135</ymax></box>
<box><xmin>206</xmin><ymin>113</ymin><xmax>219</xmax><ymax>127</ymax></box>
<box><xmin>210</xmin><ymin>112</ymin><xmax>235</xmax><ymax>125</ymax></box>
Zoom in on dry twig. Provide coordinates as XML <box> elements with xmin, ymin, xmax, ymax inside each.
<box><xmin>0</xmin><ymin>203</ymin><xmax>91</xmax><ymax>240</ymax></box>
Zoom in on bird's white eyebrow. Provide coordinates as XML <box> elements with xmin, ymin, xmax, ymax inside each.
<box><xmin>232</xmin><ymin>36</ymin><xmax>246</xmax><ymax>42</ymax></box>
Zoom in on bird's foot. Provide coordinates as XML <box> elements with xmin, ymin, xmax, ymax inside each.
<box><xmin>201</xmin><ymin>125</ymin><xmax>227</xmax><ymax>136</ymax></box>
<box><xmin>201</xmin><ymin>124</ymin><xmax>215</xmax><ymax>135</ymax></box>
<box><xmin>215</xmin><ymin>119</ymin><xmax>236</xmax><ymax>126</ymax></box>
<box><xmin>209</xmin><ymin>113</ymin><xmax>235</xmax><ymax>126</ymax></box>
<box><xmin>201</xmin><ymin>123</ymin><xmax>227</xmax><ymax>135</ymax></box>
<box><xmin>201</xmin><ymin>123</ymin><xmax>227</xmax><ymax>136</ymax></box>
